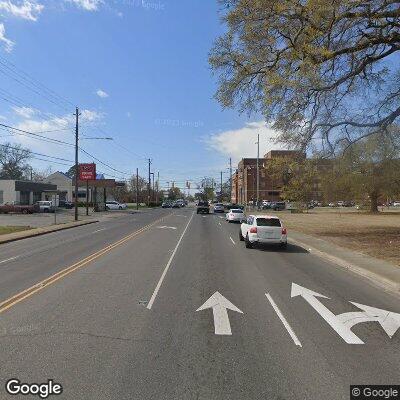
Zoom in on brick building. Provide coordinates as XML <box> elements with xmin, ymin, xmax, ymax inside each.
<box><xmin>231</xmin><ymin>150</ymin><xmax>308</xmax><ymax>204</ymax></box>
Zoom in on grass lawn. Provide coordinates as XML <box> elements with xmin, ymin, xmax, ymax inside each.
<box><xmin>0</xmin><ymin>226</ymin><xmax>31</xmax><ymax>235</ymax></box>
<box><xmin>259</xmin><ymin>208</ymin><xmax>400</xmax><ymax>266</ymax></box>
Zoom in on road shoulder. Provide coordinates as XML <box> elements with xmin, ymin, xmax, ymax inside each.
<box><xmin>289</xmin><ymin>230</ymin><xmax>400</xmax><ymax>294</ymax></box>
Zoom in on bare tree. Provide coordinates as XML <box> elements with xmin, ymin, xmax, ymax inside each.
<box><xmin>0</xmin><ymin>142</ymin><xmax>31</xmax><ymax>179</ymax></box>
<box><xmin>210</xmin><ymin>0</ymin><xmax>400</xmax><ymax>153</ymax></box>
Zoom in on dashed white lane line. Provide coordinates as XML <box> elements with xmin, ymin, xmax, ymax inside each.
<box><xmin>0</xmin><ymin>256</ymin><xmax>19</xmax><ymax>265</ymax></box>
<box><xmin>147</xmin><ymin>211</ymin><xmax>195</xmax><ymax>310</ymax></box>
<box><xmin>265</xmin><ymin>293</ymin><xmax>302</xmax><ymax>347</ymax></box>
<box><xmin>229</xmin><ymin>236</ymin><xmax>236</xmax><ymax>245</ymax></box>
<box><xmin>92</xmin><ymin>228</ymin><xmax>106</xmax><ymax>234</ymax></box>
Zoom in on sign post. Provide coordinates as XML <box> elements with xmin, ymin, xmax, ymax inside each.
<box><xmin>78</xmin><ymin>163</ymin><xmax>96</xmax><ymax>217</ymax></box>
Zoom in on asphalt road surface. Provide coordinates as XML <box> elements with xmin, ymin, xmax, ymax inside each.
<box><xmin>0</xmin><ymin>207</ymin><xmax>399</xmax><ymax>399</ymax></box>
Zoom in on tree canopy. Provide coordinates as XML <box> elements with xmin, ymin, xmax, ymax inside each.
<box><xmin>210</xmin><ymin>0</ymin><xmax>400</xmax><ymax>153</ymax></box>
<box><xmin>0</xmin><ymin>143</ymin><xmax>31</xmax><ymax>180</ymax></box>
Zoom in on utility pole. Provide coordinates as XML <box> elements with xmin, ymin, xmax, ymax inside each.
<box><xmin>220</xmin><ymin>171</ymin><xmax>223</xmax><ymax>202</ymax></box>
<box><xmin>74</xmin><ymin>107</ymin><xmax>80</xmax><ymax>221</ymax></box>
<box><xmin>256</xmin><ymin>133</ymin><xmax>260</xmax><ymax>208</ymax></box>
<box><xmin>136</xmin><ymin>167</ymin><xmax>139</xmax><ymax>210</ymax></box>
<box><xmin>150</xmin><ymin>172</ymin><xmax>155</xmax><ymax>203</ymax></box>
<box><xmin>147</xmin><ymin>158</ymin><xmax>151</xmax><ymax>206</ymax></box>
<box><xmin>157</xmin><ymin>171</ymin><xmax>159</xmax><ymax>203</ymax></box>
<box><xmin>229</xmin><ymin>157</ymin><xmax>232</xmax><ymax>203</ymax></box>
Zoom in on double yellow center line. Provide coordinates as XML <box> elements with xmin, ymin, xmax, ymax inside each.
<box><xmin>0</xmin><ymin>213</ymin><xmax>172</xmax><ymax>315</ymax></box>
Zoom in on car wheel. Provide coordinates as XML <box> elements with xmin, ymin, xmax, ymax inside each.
<box><xmin>106</xmin><ymin>206</ymin><xmax>110</xmax><ymax>210</ymax></box>
<box><xmin>239</xmin><ymin>230</ymin><xmax>244</xmax><ymax>241</ymax></box>
<box><xmin>245</xmin><ymin>234</ymin><xmax>253</xmax><ymax>248</ymax></box>
<box><xmin>119</xmin><ymin>206</ymin><xmax>122</xmax><ymax>210</ymax></box>
<box><xmin>22</xmin><ymin>209</ymin><xmax>28</xmax><ymax>214</ymax></box>
<box><xmin>44</xmin><ymin>208</ymin><xmax>49</xmax><ymax>213</ymax></box>
<box><xmin>280</xmin><ymin>242</ymin><xmax>287</xmax><ymax>249</ymax></box>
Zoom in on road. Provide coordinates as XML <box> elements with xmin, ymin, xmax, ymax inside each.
<box><xmin>0</xmin><ymin>207</ymin><xmax>399</xmax><ymax>399</ymax></box>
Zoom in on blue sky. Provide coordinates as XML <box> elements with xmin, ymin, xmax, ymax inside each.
<box><xmin>0</xmin><ymin>0</ymin><xmax>280</xmax><ymax>192</ymax></box>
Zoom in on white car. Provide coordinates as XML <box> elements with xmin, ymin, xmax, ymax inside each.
<box><xmin>226</xmin><ymin>209</ymin><xmax>245</xmax><ymax>223</ymax></box>
<box><xmin>239</xmin><ymin>214</ymin><xmax>287</xmax><ymax>249</ymax></box>
<box><xmin>393</xmin><ymin>201</ymin><xmax>400</xmax><ymax>207</ymax></box>
<box><xmin>36</xmin><ymin>200</ymin><xmax>54</xmax><ymax>213</ymax></box>
<box><xmin>106</xmin><ymin>201</ymin><xmax>127</xmax><ymax>210</ymax></box>
<box><xmin>213</xmin><ymin>203</ymin><xmax>225</xmax><ymax>213</ymax></box>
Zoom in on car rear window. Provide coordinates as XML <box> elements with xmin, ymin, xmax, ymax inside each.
<box><xmin>256</xmin><ymin>218</ymin><xmax>281</xmax><ymax>227</ymax></box>
<box><xmin>198</xmin><ymin>202</ymin><xmax>208</xmax><ymax>206</ymax></box>
<box><xmin>231</xmin><ymin>209</ymin><xmax>243</xmax><ymax>213</ymax></box>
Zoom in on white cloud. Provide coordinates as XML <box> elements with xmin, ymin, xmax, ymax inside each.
<box><xmin>67</xmin><ymin>0</ymin><xmax>103</xmax><ymax>11</ymax></box>
<box><xmin>206</xmin><ymin>121</ymin><xmax>287</xmax><ymax>163</ymax></box>
<box><xmin>126</xmin><ymin>111</ymin><xmax>131</xmax><ymax>118</ymax></box>
<box><xmin>12</xmin><ymin>106</ymin><xmax>36</xmax><ymax>118</ymax></box>
<box><xmin>96</xmin><ymin>89</ymin><xmax>108</xmax><ymax>98</ymax></box>
<box><xmin>0</xmin><ymin>23</ymin><xmax>14</xmax><ymax>52</ymax></box>
<box><xmin>0</xmin><ymin>0</ymin><xmax>44</xmax><ymax>21</ymax></box>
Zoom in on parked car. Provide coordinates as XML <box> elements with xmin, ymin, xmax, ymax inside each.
<box><xmin>226</xmin><ymin>209</ymin><xmax>245</xmax><ymax>223</ymax></box>
<box><xmin>393</xmin><ymin>201</ymin><xmax>400</xmax><ymax>207</ymax></box>
<box><xmin>36</xmin><ymin>200</ymin><xmax>55</xmax><ymax>213</ymax></box>
<box><xmin>213</xmin><ymin>203</ymin><xmax>225</xmax><ymax>213</ymax></box>
<box><xmin>162</xmin><ymin>201</ymin><xmax>172</xmax><ymax>208</ymax></box>
<box><xmin>172</xmin><ymin>202</ymin><xmax>181</xmax><ymax>208</ymax></box>
<box><xmin>271</xmin><ymin>201</ymin><xmax>286</xmax><ymax>211</ymax></box>
<box><xmin>105</xmin><ymin>201</ymin><xmax>127</xmax><ymax>210</ymax></box>
<box><xmin>0</xmin><ymin>203</ymin><xmax>39</xmax><ymax>214</ymax></box>
<box><xmin>197</xmin><ymin>201</ymin><xmax>210</xmax><ymax>214</ymax></box>
<box><xmin>59</xmin><ymin>200</ymin><xmax>74</xmax><ymax>209</ymax></box>
<box><xmin>239</xmin><ymin>215</ymin><xmax>287</xmax><ymax>249</ymax></box>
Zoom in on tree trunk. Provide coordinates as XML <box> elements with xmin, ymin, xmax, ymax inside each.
<box><xmin>370</xmin><ymin>192</ymin><xmax>379</xmax><ymax>213</ymax></box>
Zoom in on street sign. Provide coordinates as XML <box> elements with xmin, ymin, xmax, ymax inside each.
<box><xmin>78</xmin><ymin>163</ymin><xmax>96</xmax><ymax>180</ymax></box>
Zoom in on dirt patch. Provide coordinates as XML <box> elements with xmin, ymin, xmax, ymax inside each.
<box><xmin>262</xmin><ymin>209</ymin><xmax>400</xmax><ymax>266</ymax></box>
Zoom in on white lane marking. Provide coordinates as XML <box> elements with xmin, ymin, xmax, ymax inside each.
<box><xmin>291</xmin><ymin>283</ymin><xmax>400</xmax><ymax>344</ymax></box>
<box><xmin>147</xmin><ymin>212</ymin><xmax>194</xmax><ymax>310</ymax></box>
<box><xmin>0</xmin><ymin>256</ymin><xmax>19</xmax><ymax>265</ymax></box>
<box><xmin>219</xmin><ymin>216</ymin><xmax>224</xmax><ymax>219</ymax></box>
<box><xmin>229</xmin><ymin>236</ymin><xmax>235</xmax><ymax>245</ymax></box>
<box><xmin>174</xmin><ymin>215</ymin><xmax>187</xmax><ymax>218</ymax></box>
<box><xmin>196</xmin><ymin>291</ymin><xmax>243</xmax><ymax>335</ymax></box>
<box><xmin>265</xmin><ymin>293</ymin><xmax>302</xmax><ymax>347</ymax></box>
<box><xmin>157</xmin><ymin>226</ymin><xmax>177</xmax><ymax>230</ymax></box>
<box><xmin>92</xmin><ymin>228</ymin><xmax>106</xmax><ymax>234</ymax></box>
<box><xmin>218</xmin><ymin>222</ymin><xmax>221</xmax><ymax>226</ymax></box>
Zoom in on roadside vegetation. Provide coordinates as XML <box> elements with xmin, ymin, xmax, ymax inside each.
<box><xmin>0</xmin><ymin>226</ymin><xmax>31</xmax><ymax>236</ymax></box>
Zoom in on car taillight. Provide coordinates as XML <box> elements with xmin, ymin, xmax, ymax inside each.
<box><xmin>249</xmin><ymin>227</ymin><xmax>257</xmax><ymax>233</ymax></box>
<box><xmin>282</xmin><ymin>228</ymin><xmax>287</xmax><ymax>235</ymax></box>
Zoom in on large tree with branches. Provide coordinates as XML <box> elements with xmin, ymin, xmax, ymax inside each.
<box><xmin>0</xmin><ymin>143</ymin><xmax>31</xmax><ymax>180</ymax></box>
<box><xmin>209</xmin><ymin>0</ymin><xmax>400</xmax><ymax>153</ymax></box>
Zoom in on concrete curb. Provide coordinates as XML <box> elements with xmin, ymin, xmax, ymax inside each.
<box><xmin>289</xmin><ymin>237</ymin><xmax>400</xmax><ymax>294</ymax></box>
<box><xmin>0</xmin><ymin>220</ymin><xmax>99</xmax><ymax>245</ymax></box>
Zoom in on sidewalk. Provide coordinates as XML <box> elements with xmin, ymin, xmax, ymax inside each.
<box><xmin>289</xmin><ymin>230</ymin><xmax>400</xmax><ymax>293</ymax></box>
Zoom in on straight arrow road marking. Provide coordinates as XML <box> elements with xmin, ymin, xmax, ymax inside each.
<box><xmin>291</xmin><ymin>283</ymin><xmax>400</xmax><ymax>344</ymax></box>
<box><xmin>265</xmin><ymin>293</ymin><xmax>302</xmax><ymax>347</ymax></box>
<box><xmin>196</xmin><ymin>292</ymin><xmax>243</xmax><ymax>335</ymax></box>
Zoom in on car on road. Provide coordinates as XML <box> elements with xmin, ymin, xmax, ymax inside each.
<box><xmin>239</xmin><ymin>215</ymin><xmax>287</xmax><ymax>249</ymax></box>
<box><xmin>162</xmin><ymin>201</ymin><xmax>172</xmax><ymax>208</ymax></box>
<box><xmin>213</xmin><ymin>203</ymin><xmax>225</xmax><ymax>213</ymax></box>
<box><xmin>225</xmin><ymin>203</ymin><xmax>244</xmax><ymax>211</ymax></box>
<box><xmin>196</xmin><ymin>201</ymin><xmax>210</xmax><ymax>214</ymax></box>
<box><xmin>393</xmin><ymin>201</ymin><xmax>400</xmax><ymax>207</ymax></box>
<box><xmin>226</xmin><ymin>209</ymin><xmax>245</xmax><ymax>223</ymax></box>
<box><xmin>36</xmin><ymin>200</ymin><xmax>55</xmax><ymax>213</ymax></box>
<box><xmin>105</xmin><ymin>201</ymin><xmax>127</xmax><ymax>210</ymax></box>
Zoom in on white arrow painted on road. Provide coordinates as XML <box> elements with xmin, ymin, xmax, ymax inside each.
<box><xmin>291</xmin><ymin>283</ymin><xmax>400</xmax><ymax>344</ymax></box>
<box><xmin>196</xmin><ymin>292</ymin><xmax>243</xmax><ymax>335</ymax></box>
<box><xmin>157</xmin><ymin>226</ymin><xmax>177</xmax><ymax>230</ymax></box>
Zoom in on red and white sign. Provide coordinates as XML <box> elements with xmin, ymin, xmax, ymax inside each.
<box><xmin>79</xmin><ymin>163</ymin><xmax>96</xmax><ymax>180</ymax></box>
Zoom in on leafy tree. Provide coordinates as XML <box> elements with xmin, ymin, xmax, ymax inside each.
<box><xmin>324</xmin><ymin>128</ymin><xmax>400</xmax><ymax>212</ymax></box>
<box><xmin>168</xmin><ymin>187</ymin><xmax>183</xmax><ymax>200</ymax></box>
<box><xmin>0</xmin><ymin>143</ymin><xmax>31</xmax><ymax>179</ymax></box>
<box><xmin>210</xmin><ymin>0</ymin><xmax>400</xmax><ymax>153</ymax></box>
